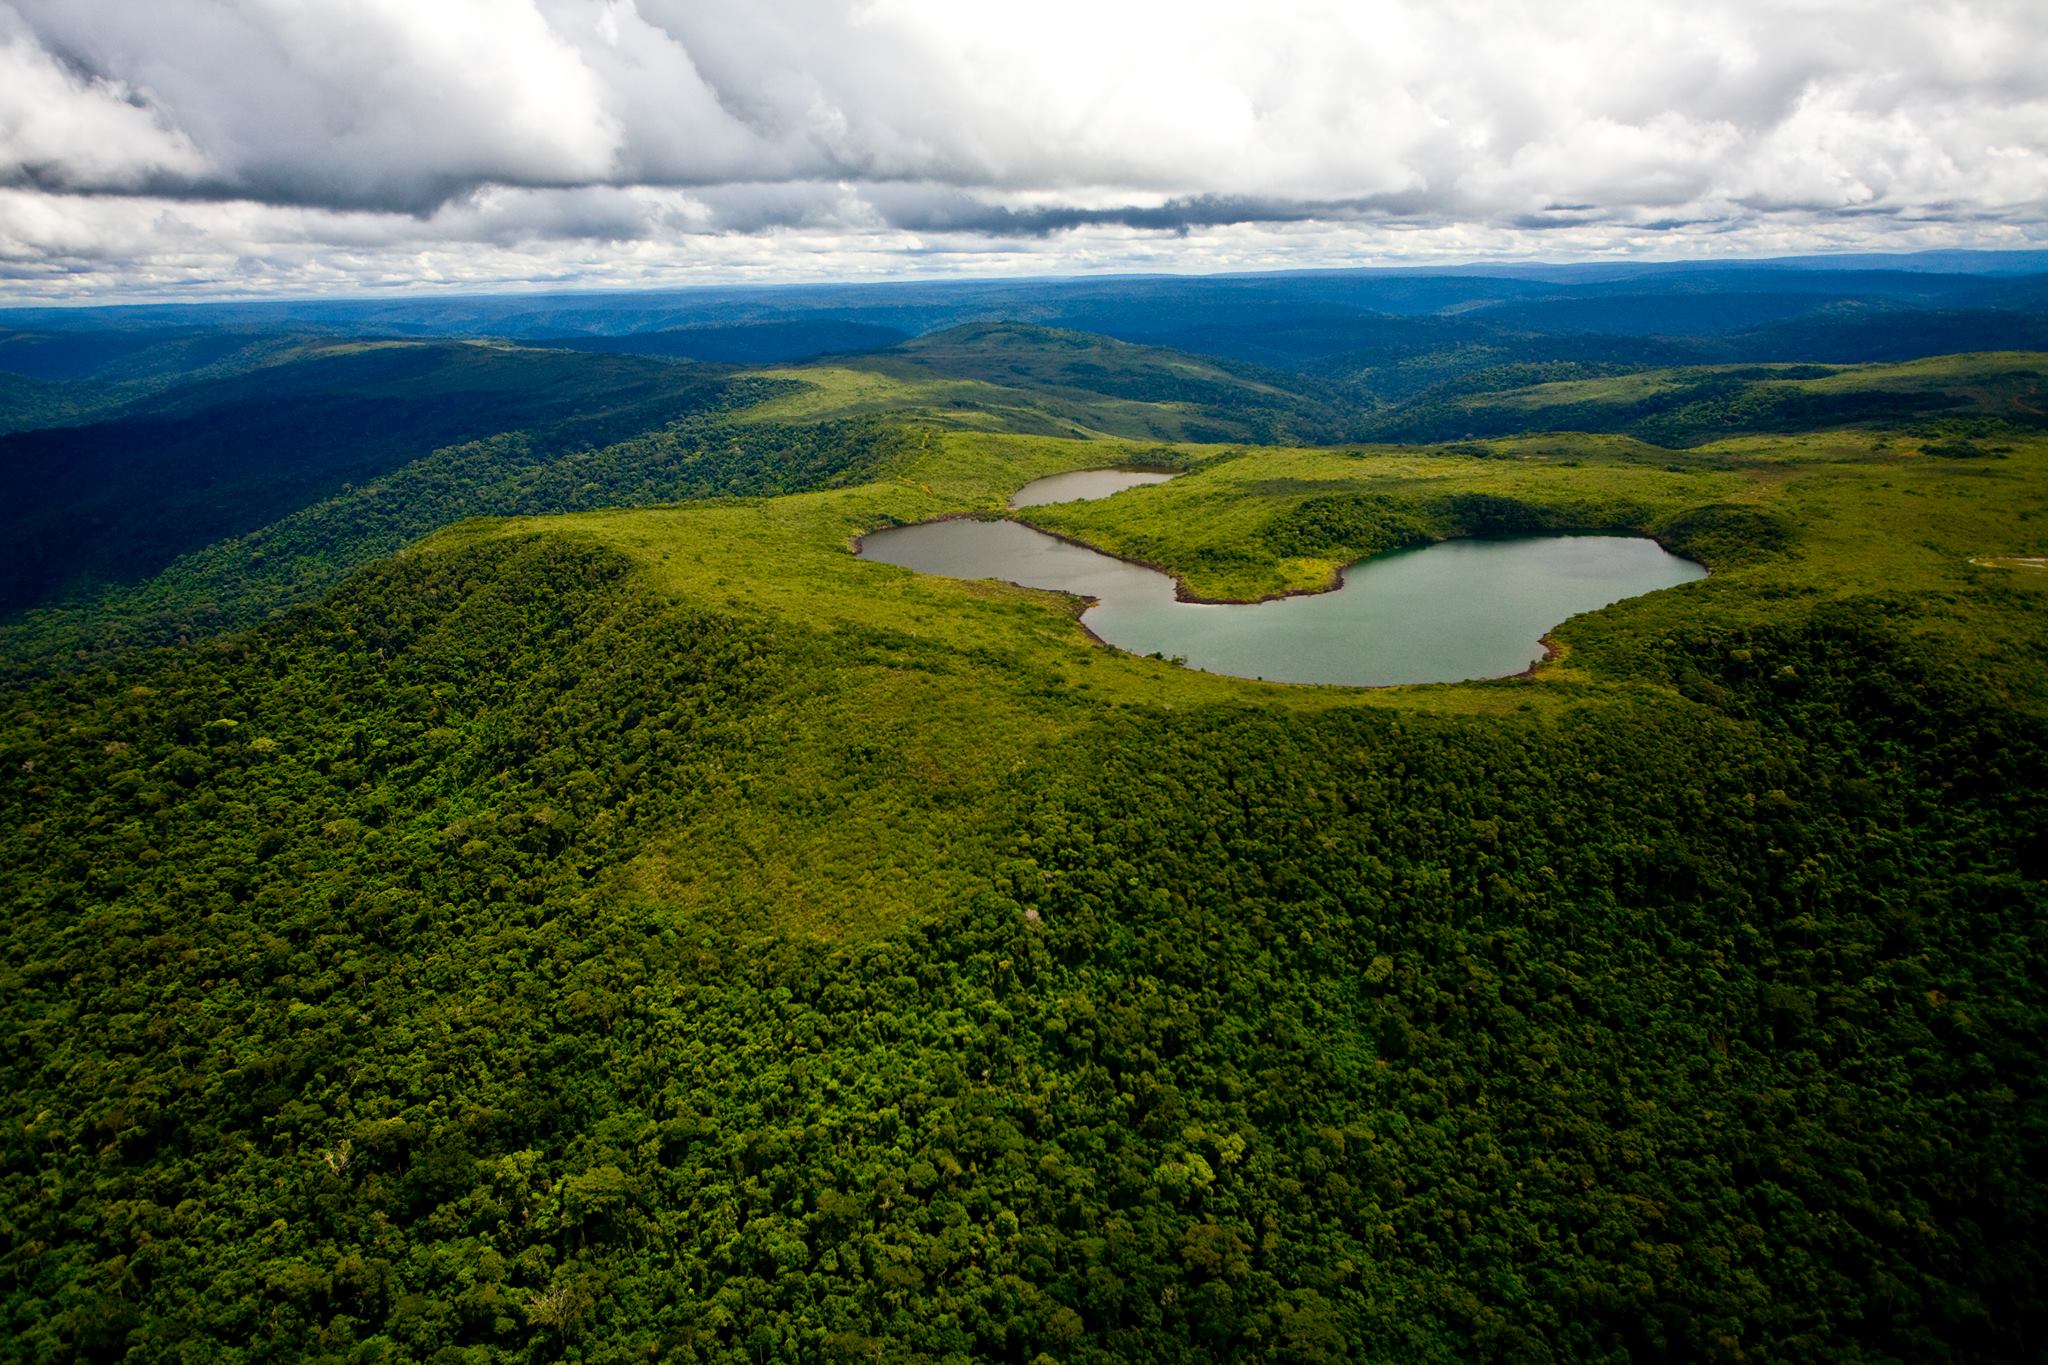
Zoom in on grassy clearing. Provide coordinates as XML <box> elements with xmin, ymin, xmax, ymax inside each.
<box><xmin>1019</xmin><ymin>437</ymin><xmax>1749</xmax><ymax>599</ymax></box>
<box><xmin>464</xmin><ymin>434</ymin><xmax>1334</xmax><ymax>719</ymax></box>
<box><xmin>431</xmin><ymin>432</ymin><xmax>1552</xmax><ymax>932</ymax></box>
<box><xmin>413</xmin><ymin>419</ymin><xmax>2048</xmax><ymax>935</ymax></box>
<box><xmin>354</xmin><ymin>341</ymin><xmax>2048</xmax><ymax>934</ymax></box>
<box><xmin>1031</xmin><ymin>429</ymin><xmax>2048</xmax><ymax>691</ymax></box>
<box><xmin>459</xmin><ymin>422</ymin><xmax>2048</xmax><ymax>711</ymax></box>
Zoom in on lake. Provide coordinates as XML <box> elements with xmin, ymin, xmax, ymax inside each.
<box><xmin>1009</xmin><ymin>467</ymin><xmax>1179</xmax><ymax>507</ymax></box>
<box><xmin>860</xmin><ymin>518</ymin><xmax>1706</xmax><ymax>687</ymax></box>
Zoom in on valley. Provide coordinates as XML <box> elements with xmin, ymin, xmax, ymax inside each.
<box><xmin>1</xmin><ymin>267</ymin><xmax>2045</xmax><ymax>1363</ymax></box>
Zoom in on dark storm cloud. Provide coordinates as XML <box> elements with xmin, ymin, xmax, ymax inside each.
<box><xmin>855</xmin><ymin>190</ymin><xmax>1458</xmax><ymax>237</ymax></box>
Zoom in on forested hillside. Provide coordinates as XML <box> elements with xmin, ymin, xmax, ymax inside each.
<box><xmin>0</xmin><ymin>295</ymin><xmax>2045</xmax><ymax>1362</ymax></box>
<box><xmin>1356</xmin><ymin>352</ymin><xmax>2048</xmax><ymax>447</ymax></box>
<box><xmin>0</xmin><ymin>326</ymin><xmax>313</xmax><ymax>434</ymax></box>
<box><xmin>3</xmin><ymin>531</ymin><xmax>2041</xmax><ymax>1361</ymax></box>
<box><xmin>834</xmin><ymin>324</ymin><xmax>1365</xmax><ymax>444</ymax></box>
<box><xmin>0</xmin><ymin>342</ymin><xmax>770</xmax><ymax>616</ymax></box>
<box><xmin>0</xmin><ymin>410</ymin><xmax>907</xmax><ymax>676</ymax></box>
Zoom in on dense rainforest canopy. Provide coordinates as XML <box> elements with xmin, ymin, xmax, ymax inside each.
<box><xmin>1</xmin><ymin>272</ymin><xmax>2045</xmax><ymax>1363</ymax></box>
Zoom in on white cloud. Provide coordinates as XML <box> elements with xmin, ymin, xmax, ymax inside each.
<box><xmin>0</xmin><ymin>0</ymin><xmax>2043</xmax><ymax>298</ymax></box>
<box><xmin>0</xmin><ymin>10</ymin><xmax>212</xmax><ymax>192</ymax></box>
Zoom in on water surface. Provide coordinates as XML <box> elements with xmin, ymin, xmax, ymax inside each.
<box><xmin>1009</xmin><ymin>467</ymin><xmax>1178</xmax><ymax>507</ymax></box>
<box><xmin>860</xmin><ymin>519</ymin><xmax>1704</xmax><ymax>687</ymax></box>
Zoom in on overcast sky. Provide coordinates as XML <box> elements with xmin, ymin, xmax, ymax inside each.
<box><xmin>2</xmin><ymin>0</ymin><xmax>2045</xmax><ymax>300</ymax></box>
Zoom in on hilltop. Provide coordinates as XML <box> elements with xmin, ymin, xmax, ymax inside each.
<box><xmin>772</xmin><ymin>322</ymin><xmax>1362</xmax><ymax>443</ymax></box>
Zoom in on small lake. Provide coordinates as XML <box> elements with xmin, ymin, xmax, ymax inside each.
<box><xmin>860</xmin><ymin>519</ymin><xmax>1706</xmax><ymax>687</ymax></box>
<box><xmin>1009</xmin><ymin>467</ymin><xmax>1178</xmax><ymax>507</ymax></box>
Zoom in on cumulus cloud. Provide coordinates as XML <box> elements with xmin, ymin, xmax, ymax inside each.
<box><xmin>0</xmin><ymin>0</ymin><xmax>2044</xmax><ymax>298</ymax></box>
<box><xmin>0</xmin><ymin>9</ymin><xmax>212</xmax><ymax>194</ymax></box>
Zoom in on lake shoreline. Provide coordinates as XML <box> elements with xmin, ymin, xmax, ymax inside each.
<box><xmin>855</xmin><ymin>513</ymin><xmax>1698</xmax><ymax>690</ymax></box>
<box><xmin>864</xmin><ymin>511</ymin><xmax>1706</xmax><ymax>611</ymax></box>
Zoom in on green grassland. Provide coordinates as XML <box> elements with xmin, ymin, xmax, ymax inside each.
<box><xmin>0</xmin><ymin>330</ymin><xmax>1350</xmax><ymax>672</ymax></box>
<box><xmin>409</xmin><ymin>413</ymin><xmax>2048</xmax><ymax>940</ymax></box>
<box><xmin>1363</xmin><ymin>351</ymin><xmax>2048</xmax><ymax>446</ymax></box>
<box><xmin>1019</xmin><ymin>428</ymin><xmax>2048</xmax><ymax>685</ymax></box>
<box><xmin>1481</xmin><ymin>352</ymin><xmax>2045</xmax><ymax>417</ymax></box>
<box><xmin>2</xmin><ymin>344</ymin><xmax>2046</xmax><ymax>1361</ymax></box>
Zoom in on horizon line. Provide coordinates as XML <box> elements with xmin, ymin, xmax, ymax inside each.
<box><xmin>6</xmin><ymin>246</ymin><xmax>2048</xmax><ymax>315</ymax></box>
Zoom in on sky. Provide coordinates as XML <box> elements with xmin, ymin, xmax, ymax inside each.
<box><xmin>2</xmin><ymin>0</ymin><xmax>2045</xmax><ymax>301</ymax></box>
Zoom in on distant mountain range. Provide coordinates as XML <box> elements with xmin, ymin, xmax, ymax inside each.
<box><xmin>5</xmin><ymin>254</ymin><xmax>2046</xmax><ymax>409</ymax></box>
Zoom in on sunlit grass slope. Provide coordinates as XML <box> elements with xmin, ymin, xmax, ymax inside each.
<box><xmin>467</xmin><ymin>422</ymin><xmax>2048</xmax><ymax>710</ymax></box>
<box><xmin>410</xmin><ymin>421</ymin><xmax>2048</xmax><ymax>935</ymax></box>
<box><xmin>1021</xmin><ymin>428</ymin><xmax>2048</xmax><ymax>685</ymax></box>
<box><xmin>448</xmin><ymin>433</ymin><xmax>1355</xmax><ymax>936</ymax></box>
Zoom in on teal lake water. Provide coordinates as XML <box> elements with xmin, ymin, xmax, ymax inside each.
<box><xmin>860</xmin><ymin>518</ymin><xmax>1706</xmax><ymax>687</ymax></box>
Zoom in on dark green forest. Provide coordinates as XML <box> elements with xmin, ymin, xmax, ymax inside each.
<box><xmin>1</xmin><ymin>283</ymin><xmax>2046</xmax><ymax>1363</ymax></box>
<box><xmin>0</xmin><ymin>343</ymin><xmax>788</xmax><ymax>618</ymax></box>
<box><xmin>5</xmin><ymin>536</ymin><xmax>2042</xmax><ymax>1362</ymax></box>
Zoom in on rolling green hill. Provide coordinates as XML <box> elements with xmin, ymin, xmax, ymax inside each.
<box><xmin>1</xmin><ymin>323</ymin><xmax>2045</xmax><ymax>1361</ymax></box>
<box><xmin>0</xmin><ymin>340</ymin><xmax>769</xmax><ymax>617</ymax></box>
<box><xmin>0</xmin><ymin>326</ymin><xmax>1372</xmax><ymax>673</ymax></box>
<box><xmin>0</xmin><ymin>325</ymin><xmax>318</xmax><ymax>434</ymax></box>
<box><xmin>792</xmin><ymin>323</ymin><xmax>1367</xmax><ymax>444</ymax></box>
<box><xmin>0</xmin><ymin>371</ymin><xmax>106</xmax><ymax>436</ymax></box>
<box><xmin>535</xmin><ymin>320</ymin><xmax>911</xmax><ymax>366</ymax></box>
<box><xmin>3</xmin><ymin>387</ymin><xmax>2046</xmax><ymax>1361</ymax></box>
<box><xmin>1362</xmin><ymin>351</ymin><xmax>2048</xmax><ymax>446</ymax></box>
<box><xmin>0</xmin><ymin>407</ymin><xmax>907</xmax><ymax>676</ymax></box>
